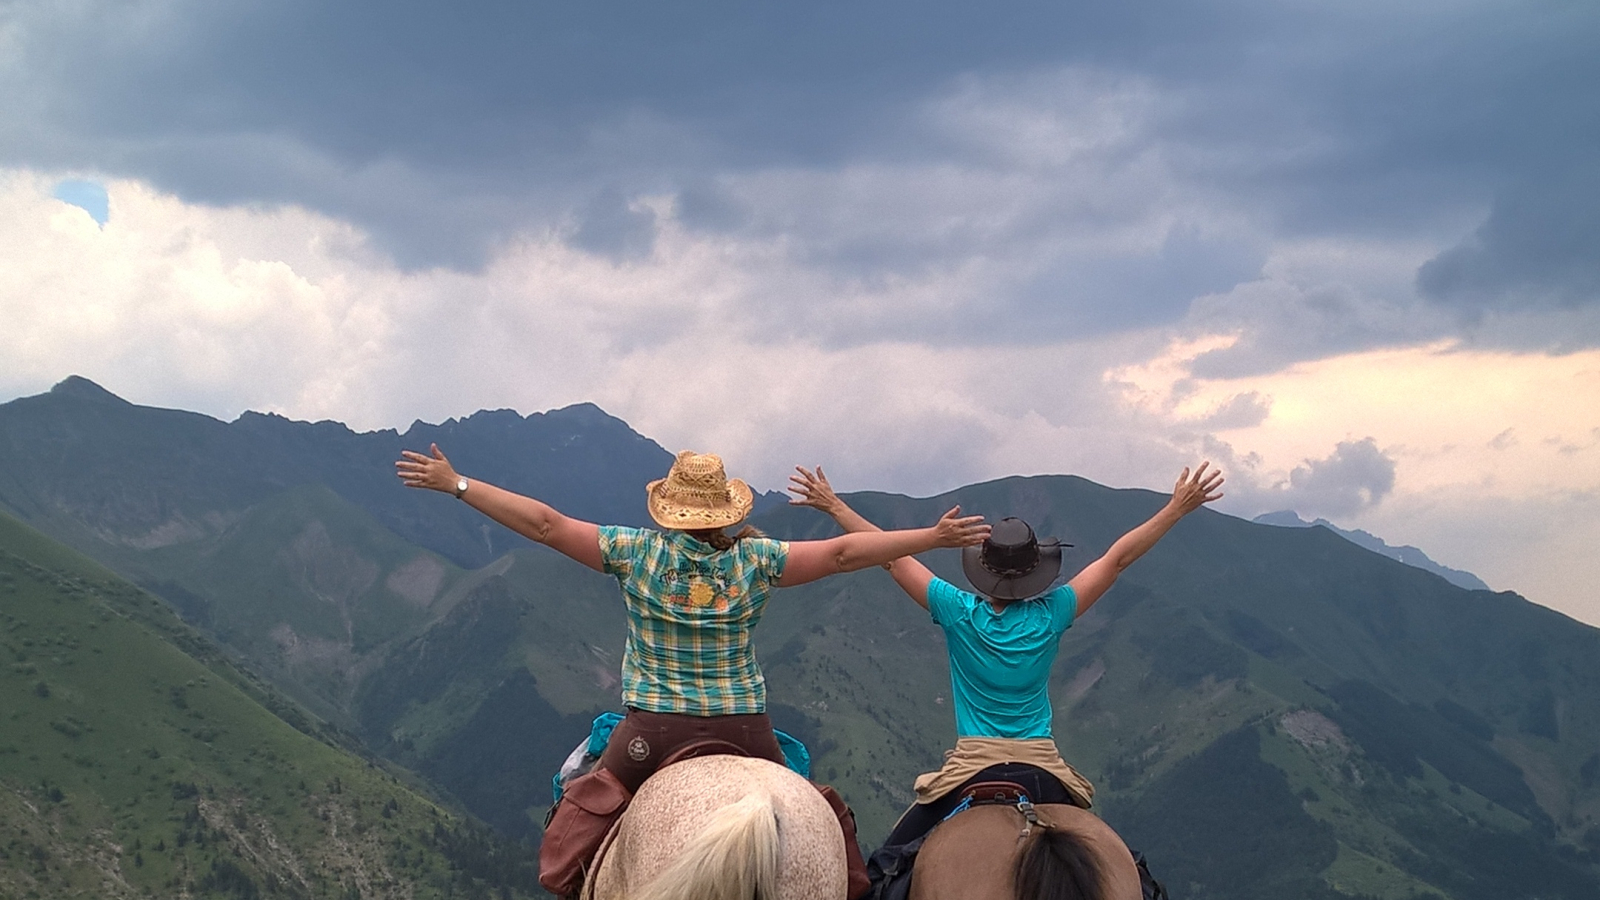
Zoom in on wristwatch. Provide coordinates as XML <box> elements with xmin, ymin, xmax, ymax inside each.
<box><xmin>453</xmin><ymin>477</ymin><xmax>469</xmax><ymax>499</ymax></box>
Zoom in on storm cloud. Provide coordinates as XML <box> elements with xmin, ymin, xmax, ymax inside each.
<box><xmin>1419</xmin><ymin>166</ymin><xmax>1600</xmax><ymax>318</ymax></box>
<box><xmin>3</xmin><ymin>0</ymin><xmax>1597</xmax><ymax>357</ymax></box>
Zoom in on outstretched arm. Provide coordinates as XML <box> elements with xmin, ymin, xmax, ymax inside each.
<box><xmin>1067</xmin><ymin>462</ymin><xmax>1224</xmax><ymax>616</ymax></box>
<box><xmin>786</xmin><ymin>466</ymin><xmax>941</xmax><ymax>608</ymax></box>
<box><xmin>395</xmin><ymin>444</ymin><xmax>604</xmax><ymax>572</ymax></box>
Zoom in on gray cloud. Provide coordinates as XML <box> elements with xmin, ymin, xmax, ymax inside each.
<box><xmin>1183</xmin><ymin>269</ymin><xmax>1454</xmax><ymax>379</ymax></box>
<box><xmin>4</xmin><ymin>0</ymin><xmax>1597</xmax><ymax>355</ymax></box>
<box><xmin>570</xmin><ymin>188</ymin><xmax>658</xmax><ymax>262</ymax></box>
<box><xmin>1417</xmin><ymin>166</ymin><xmax>1600</xmax><ymax>314</ymax></box>
<box><xmin>1278</xmin><ymin>438</ymin><xmax>1397</xmax><ymax>519</ymax></box>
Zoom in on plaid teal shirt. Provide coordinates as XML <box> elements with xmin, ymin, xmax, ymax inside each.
<box><xmin>598</xmin><ymin>526</ymin><xmax>790</xmax><ymax>715</ymax></box>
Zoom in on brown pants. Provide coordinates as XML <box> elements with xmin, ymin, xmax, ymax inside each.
<box><xmin>538</xmin><ymin>709</ymin><xmax>870</xmax><ymax>899</ymax></box>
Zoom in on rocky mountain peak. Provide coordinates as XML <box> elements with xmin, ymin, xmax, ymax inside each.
<box><xmin>49</xmin><ymin>374</ymin><xmax>130</xmax><ymax>405</ymax></box>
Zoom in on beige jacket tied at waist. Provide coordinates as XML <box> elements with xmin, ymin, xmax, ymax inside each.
<box><xmin>912</xmin><ymin>737</ymin><xmax>1095</xmax><ymax>809</ymax></box>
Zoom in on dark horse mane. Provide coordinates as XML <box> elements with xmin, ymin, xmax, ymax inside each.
<box><xmin>1015</xmin><ymin>826</ymin><xmax>1108</xmax><ymax>900</ymax></box>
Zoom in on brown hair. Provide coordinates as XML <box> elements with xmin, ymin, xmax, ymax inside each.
<box><xmin>1015</xmin><ymin>827</ymin><xmax>1108</xmax><ymax>900</ymax></box>
<box><xmin>686</xmin><ymin>525</ymin><xmax>765</xmax><ymax>551</ymax></box>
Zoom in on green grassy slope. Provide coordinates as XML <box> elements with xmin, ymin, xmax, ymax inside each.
<box><xmin>0</xmin><ymin>510</ymin><xmax>541</xmax><ymax>899</ymax></box>
<box><xmin>136</xmin><ymin>484</ymin><xmax>474</xmax><ymax>719</ymax></box>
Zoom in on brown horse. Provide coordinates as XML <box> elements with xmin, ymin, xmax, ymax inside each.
<box><xmin>584</xmin><ymin>754</ymin><xmax>848</xmax><ymax>900</ymax></box>
<box><xmin>907</xmin><ymin>803</ymin><xmax>1144</xmax><ymax>900</ymax></box>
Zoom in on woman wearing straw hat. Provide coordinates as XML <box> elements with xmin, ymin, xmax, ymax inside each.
<box><xmin>788</xmin><ymin>463</ymin><xmax>1222</xmax><ymax>900</ymax></box>
<box><xmin>396</xmin><ymin>445</ymin><xmax>990</xmax><ymax>899</ymax></box>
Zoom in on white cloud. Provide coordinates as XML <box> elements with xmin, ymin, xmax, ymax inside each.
<box><xmin>1111</xmin><ymin>332</ymin><xmax>1600</xmax><ymax>622</ymax></box>
<box><xmin>3</xmin><ymin>165</ymin><xmax>1597</xmax><ymax>627</ymax></box>
<box><xmin>0</xmin><ymin>171</ymin><xmax>391</xmax><ymax>417</ymax></box>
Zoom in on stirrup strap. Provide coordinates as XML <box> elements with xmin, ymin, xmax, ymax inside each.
<box><xmin>1016</xmin><ymin>798</ymin><xmax>1041</xmax><ymax>840</ymax></box>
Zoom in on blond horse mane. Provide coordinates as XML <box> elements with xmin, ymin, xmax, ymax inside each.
<box><xmin>632</xmin><ymin>792</ymin><xmax>781</xmax><ymax>900</ymax></box>
<box><xmin>587</xmin><ymin>755</ymin><xmax>846</xmax><ymax>900</ymax></box>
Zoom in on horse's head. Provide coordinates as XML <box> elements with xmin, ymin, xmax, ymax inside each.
<box><xmin>911</xmin><ymin>804</ymin><xmax>1143</xmax><ymax>900</ymax></box>
<box><xmin>588</xmin><ymin>755</ymin><xmax>848</xmax><ymax>900</ymax></box>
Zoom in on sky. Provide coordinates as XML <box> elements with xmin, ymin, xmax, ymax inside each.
<box><xmin>2</xmin><ymin>0</ymin><xmax>1598</xmax><ymax>625</ymax></box>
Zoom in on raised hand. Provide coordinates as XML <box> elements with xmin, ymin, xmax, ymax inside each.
<box><xmin>933</xmin><ymin>505</ymin><xmax>990</xmax><ymax>548</ymax></box>
<box><xmin>787</xmin><ymin>465</ymin><xmax>842</xmax><ymax>513</ymax></box>
<box><xmin>1169</xmin><ymin>461</ymin><xmax>1225</xmax><ymax>516</ymax></box>
<box><xmin>395</xmin><ymin>443</ymin><xmax>460</xmax><ymax>493</ymax></box>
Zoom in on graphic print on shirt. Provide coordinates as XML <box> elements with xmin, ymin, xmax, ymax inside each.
<box><xmin>659</xmin><ymin>565</ymin><xmax>736</xmax><ymax>612</ymax></box>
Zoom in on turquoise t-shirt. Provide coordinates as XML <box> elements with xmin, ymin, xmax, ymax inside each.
<box><xmin>926</xmin><ymin>577</ymin><xmax>1077</xmax><ymax>739</ymax></box>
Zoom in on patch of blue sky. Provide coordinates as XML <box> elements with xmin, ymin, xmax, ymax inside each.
<box><xmin>52</xmin><ymin>180</ymin><xmax>109</xmax><ymax>226</ymax></box>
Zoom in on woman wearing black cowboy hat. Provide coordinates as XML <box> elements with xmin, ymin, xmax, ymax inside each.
<box><xmin>789</xmin><ymin>462</ymin><xmax>1222</xmax><ymax>897</ymax></box>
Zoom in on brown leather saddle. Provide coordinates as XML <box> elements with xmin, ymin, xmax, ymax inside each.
<box><xmin>657</xmin><ymin>738</ymin><xmax>750</xmax><ymax>768</ymax></box>
<box><xmin>957</xmin><ymin>781</ymin><xmax>1032</xmax><ymax>807</ymax></box>
<box><xmin>951</xmin><ymin>780</ymin><xmax>1048</xmax><ymax>837</ymax></box>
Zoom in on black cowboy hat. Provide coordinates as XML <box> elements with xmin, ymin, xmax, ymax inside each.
<box><xmin>961</xmin><ymin>517</ymin><xmax>1072</xmax><ymax>600</ymax></box>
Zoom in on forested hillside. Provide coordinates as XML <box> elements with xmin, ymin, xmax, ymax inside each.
<box><xmin>0</xmin><ymin>510</ymin><xmax>541</xmax><ymax>898</ymax></box>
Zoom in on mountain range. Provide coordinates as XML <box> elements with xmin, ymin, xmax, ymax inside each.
<box><xmin>1251</xmin><ymin>511</ymin><xmax>1490</xmax><ymax>592</ymax></box>
<box><xmin>1</xmin><ymin>376</ymin><xmax>1597</xmax><ymax>900</ymax></box>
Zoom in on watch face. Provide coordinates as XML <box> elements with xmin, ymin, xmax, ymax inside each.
<box><xmin>456</xmin><ymin>479</ymin><xmax>469</xmax><ymax>496</ymax></box>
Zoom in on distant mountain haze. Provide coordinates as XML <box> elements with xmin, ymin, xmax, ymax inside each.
<box><xmin>2</xmin><ymin>376</ymin><xmax>1597</xmax><ymax>900</ymax></box>
<box><xmin>1254</xmin><ymin>510</ymin><xmax>1492</xmax><ymax>592</ymax></box>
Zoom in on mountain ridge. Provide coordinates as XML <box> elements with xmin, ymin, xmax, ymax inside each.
<box><xmin>10</xmin><ymin>378</ymin><xmax>1496</xmax><ymax>590</ymax></box>
<box><xmin>2</xmin><ymin>376</ymin><xmax>1597</xmax><ymax>900</ymax></box>
<box><xmin>1254</xmin><ymin>509</ymin><xmax>1491</xmax><ymax>592</ymax></box>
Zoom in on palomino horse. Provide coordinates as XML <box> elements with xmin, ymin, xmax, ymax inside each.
<box><xmin>584</xmin><ymin>754</ymin><xmax>848</xmax><ymax>900</ymax></box>
<box><xmin>908</xmin><ymin>803</ymin><xmax>1144</xmax><ymax>900</ymax></box>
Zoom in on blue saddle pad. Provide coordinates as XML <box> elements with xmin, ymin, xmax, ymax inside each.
<box><xmin>553</xmin><ymin>711</ymin><xmax>811</xmax><ymax>802</ymax></box>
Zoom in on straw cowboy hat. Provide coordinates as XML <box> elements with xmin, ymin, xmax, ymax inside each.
<box><xmin>647</xmin><ymin>451</ymin><xmax>754</xmax><ymax>530</ymax></box>
<box><xmin>962</xmin><ymin>517</ymin><xmax>1072</xmax><ymax>600</ymax></box>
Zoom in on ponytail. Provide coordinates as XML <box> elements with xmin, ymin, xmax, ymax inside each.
<box><xmin>688</xmin><ymin>525</ymin><xmax>765</xmax><ymax>551</ymax></box>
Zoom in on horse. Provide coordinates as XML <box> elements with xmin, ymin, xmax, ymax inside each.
<box><xmin>584</xmin><ymin>754</ymin><xmax>848</xmax><ymax>900</ymax></box>
<box><xmin>907</xmin><ymin>803</ymin><xmax>1145</xmax><ymax>900</ymax></box>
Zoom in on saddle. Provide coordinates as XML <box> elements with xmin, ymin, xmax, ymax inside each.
<box><xmin>658</xmin><ymin>738</ymin><xmax>750</xmax><ymax>768</ymax></box>
<box><xmin>942</xmin><ymin>780</ymin><xmax>1046</xmax><ymax>832</ymax></box>
<box><xmin>954</xmin><ymin>780</ymin><xmax>1033</xmax><ymax>809</ymax></box>
<box><xmin>553</xmin><ymin>713</ymin><xmax>813</xmax><ymax>804</ymax></box>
